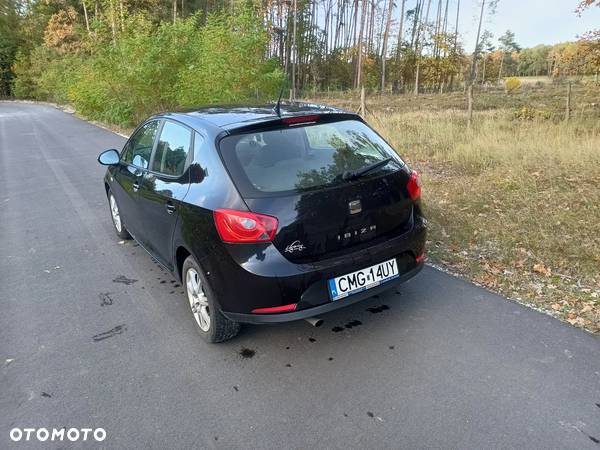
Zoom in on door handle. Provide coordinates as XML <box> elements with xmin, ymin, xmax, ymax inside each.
<box><xmin>166</xmin><ymin>203</ymin><xmax>176</xmax><ymax>215</ymax></box>
<box><xmin>132</xmin><ymin>181</ymin><xmax>140</xmax><ymax>192</ymax></box>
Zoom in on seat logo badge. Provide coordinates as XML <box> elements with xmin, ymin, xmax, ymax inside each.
<box><xmin>285</xmin><ymin>240</ymin><xmax>306</xmax><ymax>253</ymax></box>
<box><xmin>348</xmin><ymin>200</ymin><xmax>362</xmax><ymax>215</ymax></box>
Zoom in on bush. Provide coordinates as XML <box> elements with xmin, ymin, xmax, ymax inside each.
<box><xmin>14</xmin><ymin>8</ymin><xmax>284</xmax><ymax>126</ymax></box>
<box><xmin>13</xmin><ymin>47</ymin><xmax>82</xmax><ymax>102</ymax></box>
<box><xmin>69</xmin><ymin>15</ymin><xmax>197</xmax><ymax>124</ymax></box>
<box><xmin>505</xmin><ymin>77</ymin><xmax>522</xmax><ymax>92</ymax></box>
<box><xmin>513</xmin><ymin>106</ymin><xmax>552</xmax><ymax>121</ymax></box>
<box><xmin>176</xmin><ymin>11</ymin><xmax>283</xmax><ymax>107</ymax></box>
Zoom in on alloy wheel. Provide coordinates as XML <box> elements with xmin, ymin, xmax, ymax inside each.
<box><xmin>186</xmin><ymin>268</ymin><xmax>210</xmax><ymax>332</ymax></box>
<box><xmin>109</xmin><ymin>194</ymin><xmax>122</xmax><ymax>233</ymax></box>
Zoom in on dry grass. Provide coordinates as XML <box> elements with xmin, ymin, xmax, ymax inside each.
<box><xmin>307</xmin><ymin>84</ymin><xmax>600</xmax><ymax>332</ymax></box>
<box><xmin>306</xmin><ymin>79</ymin><xmax>600</xmax><ymax>120</ymax></box>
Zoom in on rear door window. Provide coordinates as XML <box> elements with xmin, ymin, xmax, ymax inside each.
<box><xmin>219</xmin><ymin>119</ymin><xmax>403</xmax><ymax>195</ymax></box>
<box><xmin>151</xmin><ymin>121</ymin><xmax>192</xmax><ymax>177</ymax></box>
<box><xmin>122</xmin><ymin>120</ymin><xmax>159</xmax><ymax>169</ymax></box>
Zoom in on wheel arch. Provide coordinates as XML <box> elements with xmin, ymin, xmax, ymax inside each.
<box><xmin>175</xmin><ymin>246</ymin><xmax>191</xmax><ymax>282</ymax></box>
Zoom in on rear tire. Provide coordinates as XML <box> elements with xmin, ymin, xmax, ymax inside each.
<box><xmin>108</xmin><ymin>189</ymin><xmax>131</xmax><ymax>240</ymax></box>
<box><xmin>182</xmin><ymin>256</ymin><xmax>240</xmax><ymax>343</ymax></box>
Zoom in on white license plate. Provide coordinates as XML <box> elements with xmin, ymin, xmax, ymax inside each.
<box><xmin>328</xmin><ymin>258</ymin><xmax>399</xmax><ymax>301</ymax></box>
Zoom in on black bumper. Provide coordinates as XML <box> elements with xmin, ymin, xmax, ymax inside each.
<box><xmin>222</xmin><ymin>261</ymin><xmax>423</xmax><ymax>324</ymax></box>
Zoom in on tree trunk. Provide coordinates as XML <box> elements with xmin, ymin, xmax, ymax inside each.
<box><xmin>453</xmin><ymin>0</ymin><xmax>460</xmax><ymax>51</ymax></box>
<box><xmin>414</xmin><ymin>0</ymin><xmax>432</xmax><ymax>96</ymax></box>
<box><xmin>367</xmin><ymin>0</ymin><xmax>375</xmax><ymax>54</ymax></box>
<box><xmin>109</xmin><ymin>0</ymin><xmax>116</xmax><ymax>43</ymax></box>
<box><xmin>433</xmin><ymin>0</ymin><xmax>442</xmax><ymax>57</ymax></box>
<box><xmin>360</xmin><ymin>85</ymin><xmax>366</xmax><ymax>115</ymax></box>
<box><xmin>355</xmin><ymin>0</ymin><xmax>368</xmax><ymax>89</ymax></box>
<box><xmin>334</xmin><ymin>0</ymin><xmax>343</xmax><ymax>50</ymax></box>
<box><xmin>284</xmin><ymin>3</ymin><xmax>290</xmax><ymax>76</ymax></box>
<box><xmin>351</xmin><ymin>0</ymin><xmax>359</xmax><ymax>48</ymax></box>
<box><xmin>481</xmin><ymin>56</ymin><xmax>487</xmax><ymax>85</ymax></box>
<box><xmin>467</xmin><ymin>0</ymin><xmax>486</xmax><ymax>128</ymax></box>
<box><xmin>380</xmin><ymin>0</ymin><xmax>394</xmax><ymax>92</ymax></box>
<box><xmin>173</xmin><ymin>0</ymin><xmax>177</xmax><ymax>24</ymax></box>
<box><xmin>323</xmin><ymin>0</ymin><xmax>331</xmax><ymax>57</ymax></box>
<box><xmin>410</xmin><ymin>0</ymin><xmax>422</xmax><ymax>51</ymax></box>
<box><xmin>498</xmin><ymin>52</ymin><xmax>504</xmax><ymax>83</ymax></box>
<box><xmin>119</xmin><ymin>0</ymin><xmax>124</xmax><ymax>31</ymax></box>
<box><xmin>376</xmin><ymin>1</ymin><xmax>386</xmax><ymax>56</ymax></box>
<box><xmin>291</xmin><ymin>0</ymin><xmax>297</xmax><ymax>99</ymax></box>
<box><xmin>442</xmin><ymin>0</ymin><xmax>449</xmax><ymax>35</ymax></box>
<box><xmin>395</xmin><ymin>0</ymin><xmax>406</xmax><ymax>60</ymax></box>
<box><xmin>82</xmin><ymin>0</ymin><xmax>90</xmax><ymax>33</ymax></box>
<box><xmin>467</xmin><ymin>83</ymin><xmax>474</xmax><ymax>126</ymax></box>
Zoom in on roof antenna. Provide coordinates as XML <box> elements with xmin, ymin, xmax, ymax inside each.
<box><xmin>273</xmin><ymin>87</ymin><xmax>284</xmax><ymax>117</ymax></box>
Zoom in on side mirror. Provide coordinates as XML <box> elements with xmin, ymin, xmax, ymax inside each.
<box><xmin>98</xmin><ymin>149</ymin><xmax>120</xmax><ymax>166</ymax></box>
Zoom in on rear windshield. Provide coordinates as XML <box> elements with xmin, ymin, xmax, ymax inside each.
<box><xmin>219</xmin><ymin>119</ymin><xmax>403</xmax><ymax>195</ymax></box>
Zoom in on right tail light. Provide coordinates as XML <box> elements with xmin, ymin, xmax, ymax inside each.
<box><xmin>407</xmin><ymin>171</ymin><xmax>422</xmax><ymax>201</ymax></box>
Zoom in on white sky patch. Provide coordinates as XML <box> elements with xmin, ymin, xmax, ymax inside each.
<box><xmin>458</xmin><ymin>0</ymin><xmax>600</xmax><ymax>49</ymax></box>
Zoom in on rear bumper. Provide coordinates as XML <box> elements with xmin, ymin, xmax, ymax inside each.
<box><xmin>222</xmin><ymin>261</ymin><xmax>423</xmax><ymax>324</ymax></box>
<box><xmin>199</xmin><ymin>211</ymin><xmax>426</xmax><ymax>317</ymax></box>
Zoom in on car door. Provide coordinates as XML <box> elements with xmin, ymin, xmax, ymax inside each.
<box><xmin>136</xmin><ymin>119</ymin><xmax>194</xmax><ymax>268</ymax></box>
<box><xmin>112</xmin><ymin>120</ymin><xmax>160</xmax><ymax>239</ymax></box>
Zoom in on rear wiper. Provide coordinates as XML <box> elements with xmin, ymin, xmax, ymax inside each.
<box><xmin>341</xmin><ymin>157</ymin><xmax>394</xmax><ymax>181</ymax></box>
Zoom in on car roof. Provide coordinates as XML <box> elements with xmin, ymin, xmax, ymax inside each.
<box><xmin>156</xmin><ymin>102</ymin><xmax>356</xmax><ymax>133</ymax></box>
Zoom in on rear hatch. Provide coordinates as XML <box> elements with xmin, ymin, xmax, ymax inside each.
<box><xmin>218</xmin><ymin>116</ymin><xmax>415</xmax><ymax>263</ymax></box>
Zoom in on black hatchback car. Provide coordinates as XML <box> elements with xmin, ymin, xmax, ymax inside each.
<box><xmin>98</xmin><ymin>103</ymin><xmax>426</xmax><ymax>342</ymax></box>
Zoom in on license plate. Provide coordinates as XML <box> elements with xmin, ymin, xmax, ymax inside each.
<box><xmin>328</xmin><ymin>258</ymin><xmax>399</xmax><ymax>301</ymax></box>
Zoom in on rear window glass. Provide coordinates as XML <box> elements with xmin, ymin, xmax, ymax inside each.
<box><xmin>219</xmin><ymin>120</ymin><xmax>403</xmax><ymax>195</ymax></box>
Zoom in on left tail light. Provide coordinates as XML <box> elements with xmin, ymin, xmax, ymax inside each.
<box><xmin>213</xmin><ymin>209</ymin><xmax>278</xmax><ymax>243</ymax></box>
<box><xmin>407</xmin><ymin>171</ymin><xmax>422</xmax><ymax>201</ymax></box>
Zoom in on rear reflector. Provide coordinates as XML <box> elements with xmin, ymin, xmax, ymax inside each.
<box><xmin>214</xmin><ymin>209</ymin><xmax>278</xmax><ymax>243</ymax></box>
<box><xmin>416</xmin><ymin>254</ymin><xmax>425</xmax><ymax>264</ymax></box>
<box><xmin>407</xmin><ymin>171</ymin><xmax>422</xmax><ymax>201</ymax></box>
<box><xmin>252</xmin><ymin>303</ymin><xmax>298</xmax><ymax>314</ymax></box>
<box><xmin>282</xmin><ymin>115</ymin><xmax>320</xmax><ymax>125</ymax></box>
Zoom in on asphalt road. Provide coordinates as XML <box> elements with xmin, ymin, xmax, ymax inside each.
<box><xmin>1</xmin><ymin>102</ymin><xmax>599</xmax><ymax>449</ymax></box>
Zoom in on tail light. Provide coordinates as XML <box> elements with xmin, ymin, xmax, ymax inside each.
<box><xmin>282</xmin><ymin>115</ymin><xmax>320</xmax><ymax>125</ymax></box>
<box><xmin>407</xmin><ymin>171</ymin><xmax>421</xmax><ymax>201</ymax></box>
<box><xmin>214</xmin><ymin>209</ymin><xmax>278</xmax><ymax>243</ymax></box>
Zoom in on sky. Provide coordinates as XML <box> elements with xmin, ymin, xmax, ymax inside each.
<box><xmin>458</xmin><ymin>0</ymin><xmax>600</xmax><ymax>49</ymax></box>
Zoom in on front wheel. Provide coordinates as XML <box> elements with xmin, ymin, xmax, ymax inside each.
<box><xmin>183</xmin><ymin>256</ymin><xmax>240</xmax><ymax>343</ymax></box>
<box><xmin>108</xmin><ymin>190</ymin><xmax>131</xmax><ymax>240</ymax></box>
